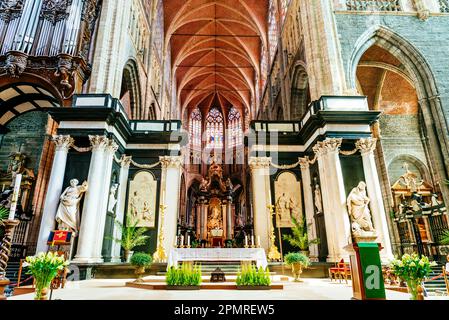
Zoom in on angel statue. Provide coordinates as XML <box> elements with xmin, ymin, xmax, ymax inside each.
<box><xmin>55</xmin><ymin>179</ymin><xmax>88</xmax><ymax>236</ymax></box>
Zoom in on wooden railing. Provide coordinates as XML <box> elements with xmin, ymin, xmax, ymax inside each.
<box><xmin>346</xmin><ymin>0</ymin><xmax>402</xmax><ymax>11</ymax></box>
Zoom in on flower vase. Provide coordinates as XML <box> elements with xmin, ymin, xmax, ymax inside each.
<box><xmin>406</xmin><ymin>279</ymin><xmax>420</xmax><ymax>300</ymax></box>
<box><xmin>34</xmin><ymin>285</ymin><xmax>50</xmax><ymax>300</ymax></box>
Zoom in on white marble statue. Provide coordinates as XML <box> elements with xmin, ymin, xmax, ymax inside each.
<box><xmin>55</xmin><ymin>179</ymin><xmax>88</xmax><ymax>235</ymax></box>
<box><xmin>107</xmin><ymin>184</ymin><xmax>118</xmax><ymax>213</ymax></box>
<box><xmin>314</xmin><ymin>184</ymin><xmax>323</xmax><ymax>213</ymax></box>
<box><xmin>346</xmin><ymin>181</ymin><xmax>375</xmax><ymax>236</ymax></box>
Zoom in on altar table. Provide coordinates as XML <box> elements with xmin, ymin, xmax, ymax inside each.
<box><xmin>167</xmin><ymin>248</ymin><xmax>268</xmax><ymax>269</ymax></box>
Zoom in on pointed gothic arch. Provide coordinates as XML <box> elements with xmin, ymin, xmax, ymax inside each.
<box><xmin>120</xmin><ymin>60</ymin><xmax>142</xmax><ymax>120</ymax></box>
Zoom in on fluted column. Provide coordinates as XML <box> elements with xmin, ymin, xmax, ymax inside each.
<box><xmin>36</xmin><ymin>135</ymin><xmax>74</xmax><ymax>254</ymax></box>
<box><xmin>158</xmin><ymin>156</ymin><xmax>183</xmax><ymax>258</ymax></box>
<box><xmin>356</xmin><ymin>138</ymin><xmax>394</xmax><ymax>261</ymax></box>
<box><xmin>313</xmin><ymin>138</ymin><xmax>351</xmax><ymax>262</ymax></box>
<box><xmin>73</xmin><ymin>135</ymin><xmax>109</xmax><ymax>264</ymax></box>
<box><xmin>93</xmin><ymin>139</ymin><xmax>119</xmax><ymax>261</ymax></box>
<box><xmin>299</xmin><ymin>157</ymin><xmax>319</xmax><ymax>262</ymax></box>
<box><xmin>111</xmin><ymin>155</ymin><xmax>131</xmax><ymax>262</ymax></box>
<box><xmin>226</xmin><ymin>196</ymin><xmax>233</xmax><ymax>240</ymax></box>
<box><xmin>249</xmin><ymin>157</ymin><xmax>272</xmax><ymax>250</ymax></box>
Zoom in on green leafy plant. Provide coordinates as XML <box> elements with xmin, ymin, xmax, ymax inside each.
<box><xmin>390</xmin><ymin>253</ymin><xmax>436</xmax><ymax>300</ymax></box>
<box><xmin>24</xmin><ymin>252</ymin><xmax>69</xmax><ymax>300</ymax></box>
<box><xmin>130</xmin><ymin>252</ymin><xmax>153</xmax><ymax>267</ymax></box>
<box><xmin>282</xmin><ymin>216</ymin><xmax>319</xmax><ymax>252</ymax></box>
<box><xmin>0</xmin><ymin>206</ymin><xmax>9</xmax><ymax>226</ymax></box>
<box><xmin>165</xmin><ymin>263</ymin><xmax>202</xmax><ymax>286</ymax></box>
<box><xmin>284</xmin><ymin>252</ymin><xmax>310</xmax><ymax>268</ymax></box>
<box><xmin>112</xmin><ymin>216</ymin><xmax>150</xmax><ymax>258</ymax></box>
<box><xmin>236</xmin><ymin>264</ymin><xmax>271</xmax><ymax>286</ymax></box>
<box><xmin>440</xmin><ymin>230</ymin><xmax>449</xmax><ymax>245</ymax></box>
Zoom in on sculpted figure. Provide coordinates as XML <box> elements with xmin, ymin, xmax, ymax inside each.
<box><xmin>107</xmin><ymin>184</ymin><xmax>118</xmax><ymax>213</ymax></box>
<box><xmin>346</xmin><ymin>182</ymin><xmax>375</xmax><ymax>236</ymax></box>
<box><xmin>276</xmin><ymin>192</ymin><xmax>291</xmax><ymax>222</ymax></box>
<box><xmin>55</xmin><ymin>179</ymin><xmax>88</xmax><ymax>235</ymax></box>
<box><xmin>314</xmin><ymin>184</ymin><xmax>323</xmax><ymax>213</ymax></box>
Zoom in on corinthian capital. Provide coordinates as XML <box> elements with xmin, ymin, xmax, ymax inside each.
<box><xmin>160</xmin><ymin>156</ymin><xmax>184</xmax><ymax>169</ymax></box>
<box><xmin>106</xmin><ymin>139</ymin><xmax>119</xmax><ymax>153</ymax></box>
<box><xmin>312</xmin><ymin>138</ymin><xmax>342</xmax><ymax>157</ymax></box>
<box><xmin>120</xmin><ymin>155</ymin><xmax>132</xmax><ymax>168</ymax></box>
<box><xmin>248</xmin><ymin>157</ymin><xmax>271</xmax><ymax>170</ymax></box>
<box><xmin>299</xmin><ymin>157</ymin><xmax>310</xmax><ymax>170</ymax></box>
<box><xmin>52</xmin><ymin>135</ymin><xmax>74</xmax><ymax>152</ymax></box>
<box><xmin>356</xmin><ymin>138</ymin><xmax>377</xmax><ymax>156</ymax></box>
<box><xmin>89</xmin><ymin>135</ymin><xmax>109</xmax><ymax>151</ymax></box>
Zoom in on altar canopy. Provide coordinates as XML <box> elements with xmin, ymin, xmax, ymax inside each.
<box><xmin>167</xmin><ymin>248</ymin><xmax>268</xmax><ymax>270</ymax></box>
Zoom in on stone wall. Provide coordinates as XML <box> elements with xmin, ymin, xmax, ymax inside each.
<box><xmin>334</xmin><ymin>13</ymin><xmax>449</xmax><ymax>122</ymax></box>
<box><xmin>0</xmin><ymin>111</ymin><xmax>48</xmax><ymax>175</ymax></box>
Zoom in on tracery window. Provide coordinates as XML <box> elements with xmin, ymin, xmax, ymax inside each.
<box><xmin>206</xmin><ymin>108</ymin><xmax>224</xmax><ymax>149</ymax></box>
<box><xmin>228</xmin><ymin>107</ymin><xmax>243</xmax><ymax>148</ymax></box>
<box><xmin>268</xmin><ymin>0</ymin><xmax>278</xmax><ymax>62</ymax></box>
<box><xmin>189</xmin><ymin>108</ymin><xmax>202</xmax><ymax>149</ymax></box>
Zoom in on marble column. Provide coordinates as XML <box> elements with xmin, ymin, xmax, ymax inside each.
<box><xmin>313</xmin><ymin>138</ymin><xmax>351</xmax><ymax>262</ymax></box>
<box><xmin>356</xmin><ymin>138</ymin><xmax>394</xmax><ymax>261</ymax></box>
<box><xmin>93</xmin><ymin>139</ymin><xmax>118</xmax><ymax>261</ymax></box>
<box><xmin>226</xmin><ymin>196</ymin><xmax>233</xmax><ymax>240</ymax></box>
<box><xmin>299</xmin><ymin>157</ymin><xmax>319</xmax><ymax>262</ymax></box>
<box><xmin>36</xmin><ymin>135</ymin><xmax>74</xmax><ymax>254</ymax></box>
<box><xmin>73</xmin><ymin>136</ymin><xmax>109</xmax><ymax>264</ymax></box>
<box><xmin>158</xmin><ymin>156</ymin><xmax>183</xmax><ymax>259</ymax></box>
<box><xmin>249</xmin><ymin>157</ymin><xmax>272</xmax><ymax>251</ymax></box>
<box><xmin>200</xmin><ymin>199</ymin><xmax>208</xmax><ymax>240</ymax></box>
<box><xmin>195</xmin><ymin>203</ymin><xmax>201</xmax><ymax>239</ymax></box>
<box><xmin>111</xmin><ymin>156</ymin><xmax>131</xmax><ymax>263</ymax></box>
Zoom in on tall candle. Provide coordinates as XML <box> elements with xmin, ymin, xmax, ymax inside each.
<box><xmin>257</xmin><ymin>236</ymin><xmax>261</xmax><ymax>248</ymax></box>
<box><xmin>187</xmin><ymin>235</ymin><xmax>190</xmax><ymax>246</ymax></box>
<box><xmin>161</xmin><ymin>190</ymin><xmax>166</xmax><ymax>205</ymax></box>
<box><xmin>251</xmin><ymin>235</ymin><xmax>254</xmax><ymax>246</ymax></box>
<box><xmin>8</xmin><ymin>174</ymin><xmax>22</xmax><ymax>220</ymax></box>
<box><xmin>245</xmin><ymin>235</ymin><xmax>248</xmax><ymax>247</ymax></box>
<box><xmin>180</xmin><ymin>235</ymin><xmax>184</xmax><ymax>246</ymax></box>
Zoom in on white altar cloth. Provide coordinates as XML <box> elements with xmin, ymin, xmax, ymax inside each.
<box><xmin>167</xmin><ymin>248</ymin><xmax>268</xmax><ymax>269</ymax></box>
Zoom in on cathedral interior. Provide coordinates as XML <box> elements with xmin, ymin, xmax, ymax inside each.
<box><xmin>0</xmin><ymin>0</ymin><xmax>449</xmax><ymax>287</ymax></box>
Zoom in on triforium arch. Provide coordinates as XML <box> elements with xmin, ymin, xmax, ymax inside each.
<box><xmin>290</xmin><ymin>61</ymin><xmax>310</xmax><ymax>120</ymax></box>
<box><xmin>348</xmin><ymin>26</ymin><xmax>449</xmax><ymax>206</ymax></box>
<box><xmin>120</xmin><ymin>59</ymin><xmax>142</xmax><ymax>120</ymax></box>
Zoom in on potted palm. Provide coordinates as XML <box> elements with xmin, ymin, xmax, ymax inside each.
<box><xmin>283</xmin><ymin>216</ymin><xmax>319</xmax><ymax>256</ymax></box>
<box><xmin>0</xmin><ymin>206</ymin><xmax>8</xmax><ymax>238</ymax></box>
<box><xmin>113</xmin><ymin>216</ymin><xmax>150</xmax><ymax>263</ymax></box>
<box><xmin>284</xmin><ymin>252</ymin><xmax>310</xmax><ymax>282</ymax></box>
<box><xmin>441</xmin><ymin>230</ymin><xmax>449</xmax><ymax>244</ymax></box>
<box><xmin>24</xmin><ymin>252</ymin><xmax>68</xmax><ymax>300</ymax></box>
<box><xmin>390</xmin><ymin>253</ymin><xmax>436</xmax><ymax>300</ymax></box>
<box><xmin>130</xmin><ymin>252</ymin><xmax>152</xmax><ymax>282</ymax></box>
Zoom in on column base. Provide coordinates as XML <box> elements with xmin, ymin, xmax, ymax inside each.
<box><xmin>72</xmin><ymin>257</ymin><xmax>104</xmax><ymax>264</ymax></box>
<box><xmin>110</xmin><ymin>257</ymin><xmax>123</xmax><ymax>263</ymax></box>
<box><xmin>326</xmin><ymin>253</ymin><xmax>350</xmax><ymax>263</ymax></box>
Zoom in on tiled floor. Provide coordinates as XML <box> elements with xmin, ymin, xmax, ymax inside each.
<box><xmin>9</xmin><ymin>277</ymin><xmax>441</xmax><ymax>300</ymax></box>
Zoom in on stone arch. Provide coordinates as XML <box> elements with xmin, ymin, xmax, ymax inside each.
<box><xmin>120</xmin><ymin>60</ymin><xmax>142</xmax><ymax>120</ymax></box>
<box><xmin>347</xmin><ymin>25</ymin><xmax>449</xmax><ymax>204</ymax></box>
<box><xmin>388</xmin><ymin>154</ymin><xmax>432</xmax><ymax>187</ymax></box>
<box><xmin>290</xmin><ymin>62</ymin><xmax>310</xmax><ymax>120</ymax></box>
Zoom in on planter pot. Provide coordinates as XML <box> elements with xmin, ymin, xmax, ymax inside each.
<box><xmin>134</xmin><ymin>266</ymin><xmax>146</xmax><ymax>282</ymax></box>
<box><xmin>125</xmin><ymin>251</ymin><xmax>134</xmax><ymax>263</ymax></box>
<box><xmin>300</xmin><ymin>250</ymin><xmax>310</xmax><ymax>257</ymax></box>
<box><xmin>236</xmin><ymin>285</ymin><xmax>271</xmax><ymax>290</ymax></box>
<box><xmin>291</xmin><ymin>263</ymin><xmax>303</xmax><ymax>282</ymax></box>
<box><xmin>406</xmin><ymin>279</ymin><xmax>424</xmax><ymax>300</ymax></box>
<box><xmin>166</xmin><ymin>285</ymin><xmax>201</xmax><ymax>290</ymax></box>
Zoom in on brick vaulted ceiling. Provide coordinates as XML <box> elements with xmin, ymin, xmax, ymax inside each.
<box><xmin>164</xmin><ymin>0</ymin><xmax>268</xmax><ymax>119</ymax></box>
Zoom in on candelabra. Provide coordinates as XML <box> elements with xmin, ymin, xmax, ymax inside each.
<box><xmin>267</xmin><ymin>204</ymin><xmax>281</xmax><ymax>262</ymax></box>
<box><xmin>0</xmin><ymin>220</ymin><xmax>20</xmax><ymax>300</ymax></box>
<box><xmin>153</xmin><ymin>204</ymin><xmax>168</xmax><ymax>263</ymax></box>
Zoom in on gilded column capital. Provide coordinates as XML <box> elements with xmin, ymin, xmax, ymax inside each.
<box><xmin>299</xmin><ymin>157</ymin><xmax>310</xmax><ymax>170</ymax></box>
<box><xmin>106</xmin><ymin>139</ymin><xmax>119</xmax><ymax>154</ymax></box>
<box><xmin>356</xmin><ymin>137</ymin><xmax>377</xmax><ymax>156</ymax></box>
<box><xmin>312</xmin><ymin>138</ymin><xmax>342</xmax><ymax>157</ymax></box>
<box><xmin>52</xmin><ymin>135</ymin><xmax>74</xmax><ymax>152</ymax></box>
<box><xmin>248</xmin><ymin>157</ymin><xmax>272</xmax><ymax>170</ymax></box>
<box><xmin>159</xmin><ymin>156</ymin><xmax>184</xmax><ymax>169</ymax></box>
<box><xmin>89</xmin><ymin>135</ymin><xmax>109</xmax><ymax>151</ymax></box>
<box><xmin>120</xmin><ymin>155</ymin><xmax>132</xmax><ymax>168</ymax></box>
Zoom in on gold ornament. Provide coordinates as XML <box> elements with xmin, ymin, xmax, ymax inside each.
<box><xmin>267</xmin><ymin>204</ymin><xmax>281</xmax><ymax>261</ymax></box>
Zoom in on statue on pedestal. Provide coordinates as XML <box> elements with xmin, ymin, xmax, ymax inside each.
<box><xmin>347</xmin><ymin>181</ymin><xmax>376</xmax><ymax>240</ymax></box>
<box><xmin>55</xmin><ymin>179</ymin><xmax>88</xmax><ymax>236</ymax></box>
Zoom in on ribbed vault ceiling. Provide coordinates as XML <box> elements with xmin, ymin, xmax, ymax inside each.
<box><xmin>164</xmin><ymin>0</ymin><xmax>268</xmax><ymax>119</ymax></box>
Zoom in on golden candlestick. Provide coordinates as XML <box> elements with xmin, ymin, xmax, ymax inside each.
<box><xmin>267</xmin><ymin>204</ymin><xmax>281</xmax><ymax>261</ymax></box>
<box><xmin>153</xmin><ymin>204</ymin><xmax>168</xmax><ymax>263</ymax></box>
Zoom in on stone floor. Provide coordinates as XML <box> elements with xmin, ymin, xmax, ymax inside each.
<box><xmin>9</xmin><ymin>276</ymin><xmax>448</xmax><ymax>300</ymax></box>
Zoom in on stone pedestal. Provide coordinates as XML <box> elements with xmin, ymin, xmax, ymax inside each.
<box><xmin>0</xmin><ymin>220</ymin><xmax>20</xmax><ymax>300</ymax></box>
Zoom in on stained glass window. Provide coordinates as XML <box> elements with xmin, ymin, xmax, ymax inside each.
<box><xmin>228</xmin><ymin>107</ymin><xmax>243</xmax><ymax>148</ymax></box>
<box><xmin>206</xmin><ymin>108</ymin><xmax>224</xmax><ymax>149</ymax></box>
<box><xmin>189</xmin><ymin>108</ymin><xmax>202</xmax><ymax>149</ymax></box>
<box><xmin>268</xmin><ymin>0</ymin><xmax>278</xmax><ymax>62</ymax></box>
